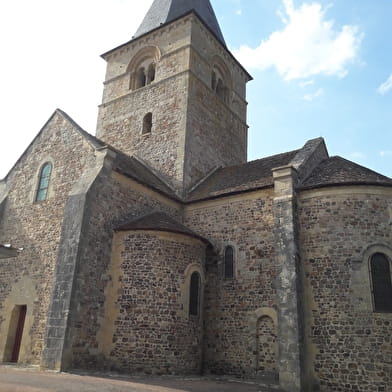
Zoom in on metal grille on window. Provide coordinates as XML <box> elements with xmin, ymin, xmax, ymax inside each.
<box><xmin>370</xmin><ymin>253</ymin><xmax>392</xmax><ymax>312</ymax></box>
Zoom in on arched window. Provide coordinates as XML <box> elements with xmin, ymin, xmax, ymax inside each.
<box><xmin>142</xmin><ymin>113</ymin><xmax>153</xmax><ymax>135</ymax></box>
<box><xmin>370</xmin><ymin>253</ymin><xmax>392</xmax><ymax>312</ymax></box>
<box><xmin>135</xmin><ymin>67</ymin><xmax>146</xmax><ymax>89</ymax></box>
<box><xmin>211</xmin><ymin>58</ymin><xmax>232</xmax><ymax>104</ymax></box>
<box><xmin>216</xmin><ymin>79</ymin><xmax>225</xmax><ymax>99</ymax></box>
<box><xmin>147</xmin><ymin>63</ymin><xmax>156</xmax><ymax>84</ymax></box>
<box><xmin>189</xmin><ymin>272</ymin><xmax>201</xmax><ymax>316</ymax></box>
<box><xmin>35</xmin><ymin>162</ymin><xmax>52</xmax><ymax>202</ymax></box>
<box><xmin>211</xmin><ymin>71</ymin><xmax>217</xmax><ymax>90</ymax></box>
<box><xmin>224</xmin><ymin>246</ymin><xmax>234</xmax><ymax>279</ymax></box>
<box><xmin>128</xmin><ymin>46</ymin><xmax>160</xmax><ymax>91</ymax></box>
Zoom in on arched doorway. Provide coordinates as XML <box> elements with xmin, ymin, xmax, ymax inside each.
<box><xmin>4</xmin><ymin>305</ymin><xmax>27</xmax><ymax>363</ymax></box>
<box><xmin>256</xmin><ymin>315</ymin><xmax>278</xmax><ymax>376</ymax></box>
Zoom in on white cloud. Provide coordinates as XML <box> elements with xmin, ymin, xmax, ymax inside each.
<box><xmin>233</xmin><ymin>0</ymin><xmax>362</xmax><ymax>80</ymax></box>
<box><xmin>302</xmin><ymin>88</ymin><xmax>324</xmax><ymax>101</ymax></box>
<box><xmin>377</xmin><ymin>74</ymin><xmax>392</xmax><ymax>95</ymax></box>
<box><xmin>236</xmin><ymin>9</ymin><xmax>242</xmax><ymax>16</ymax></box>
<box><xmin>380</xmin><ymin>150</ymin><xmax>392</xmax><ymax>157</ymax></box>
<box><xmin>299</xmin><ymin>79</ymin><xmax>315</xmax><ymax>88</ymax></box>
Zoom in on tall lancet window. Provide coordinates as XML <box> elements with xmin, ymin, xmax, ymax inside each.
<box><xmin>35</xmin><ymin>162</ymin><xmax>52</xmax><ymax>202</ymax></box>
<box><xmin>189</xmin><ymin>272</ymin><xmax>201</xmax><ymax>316</ymax></box>
<box><xmin>370</xmin><ymin>253</ymin><xmax>392</xmax><ymax>312</ymax></box>
<box><xmin>224</xmin><ymin>246</ymin><xmax>234</xmax><ymax>279</ymax></box>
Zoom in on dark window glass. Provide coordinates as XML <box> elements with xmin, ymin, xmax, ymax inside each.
<box><xmin>189</xmin><ymin>272</ymin><xmax>200</xmax><ymax>316</ymax></box>
<box><xmin>224</xmin><ymin>246</ymin><xmax>234</xmax><ymax>279</ymax></box>
<box><xmin>35</xmin><ymin>162</ymin><xmax>52</xmax><ymax>202</ymax></box>
<box><xmin>142</xmin><ymin>113</ymin><xmax>153</xmax><ymax>134</ymax></box>
<box><xmin>370</xmin><ymin>253</ymin><xmax>392</xmax><ymax>312</ymax></box>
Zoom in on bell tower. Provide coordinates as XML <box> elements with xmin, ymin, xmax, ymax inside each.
<box><xmin>96</xmin><ymin>0</ymin><xmax>251</xmax><ymax>194</ymax></box>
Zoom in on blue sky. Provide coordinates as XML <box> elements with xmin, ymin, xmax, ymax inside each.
<box><xmin>0</xmin><ymin>0</ymin><xmax>391</xmax><ymax>179</ymax></box>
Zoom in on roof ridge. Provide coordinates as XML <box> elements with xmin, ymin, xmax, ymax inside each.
<box><xmin>300</xmin><ymin>155</ymin><xmax>392</xmax><ymax>190</ymax></box>
<box><xmin>329</xmin><ymin>155</ymin><xmax>392</xmax><ymax>180</ymax></box>
<box><xmin>221</xmin><ymin>149</ymin><xmax>302</xmax><ymax>171</ymax></box>
<box><xmin>115</xmin><ymin>211</ymin><xmax>210</xmax><ymax>244</ymax></box>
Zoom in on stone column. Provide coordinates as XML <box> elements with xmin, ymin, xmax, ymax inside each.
<box><xmin>272</xmin><ymin>165</ymin><xmax>304</xmax><ymax>392</ymax></box>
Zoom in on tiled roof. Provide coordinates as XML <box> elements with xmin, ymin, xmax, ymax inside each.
<box><xmin>115</xmin><ymin>211</ymin><xmax>209</xmax><ymax>243</ymax></box>
<box><xmin>134</xmin><ymin>0</ymin><xmax>226</xmax><ymax>46</ymax></box>
<box><xmin>301</xmin><ymin>156</ymin><xmax>392</xmax><ymax>189</ymax></box>
<box><xmin>46</xmin><ymin>111</ymin><xmax>392</xmax><ymax>200</ymax></box>
<box><xmin>186</xmin><ymin>150</ymin><xmax>299</xmax><ymax>201</ymax></box>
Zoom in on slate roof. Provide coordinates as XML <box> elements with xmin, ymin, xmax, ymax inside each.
<box><xmin>115</xmin><ymin>211</ymin><xmax>209</xmax><ymax>243</ymax></box>
<box><xmin>301</xmin><ymin>156</ymin><xmax>392</xmax><ymax>189</ymax></box>
<box><xmin>134</xmin><ymin>0</ymin><xmax>226</xmax><ymax>46</ymax></box>
<box><xmin>187</xmin><ymin>149</ymin><xmax>300</xmax><ymax>201</ymax></box>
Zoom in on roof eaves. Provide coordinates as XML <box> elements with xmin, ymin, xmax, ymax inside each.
<box><xmin>114</xmin><ymin>167</ymin><xmax>182</xmax><ymax>203</ymax></box>
<box><xmin>185</xmin><ymin>183</ymin><xmax>274</xmax><ymax>203</ymax></box>
<box><xmin>299</xmin><ymin>181</ymin><xmax>392</xmax><ymax>191</ymax></box>
<box><xmin>114</xmin><ymin>225</ymin><xmax>210</xmax><ymax>244</ymax></box>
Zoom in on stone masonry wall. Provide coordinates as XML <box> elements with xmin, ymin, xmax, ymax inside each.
<box><xmin>64</xmin><ymin>170</ymin><xmax>182</xmax><ymax>370</ymax></box>
<box><xmin>182</xmin><ymin>17</ymin><xmax>249</xmax><ymax>189</ymax></box>
<box><xmin>298</xmin><ymin>187</ymin><xmax>392</xmax><ymax>392</ymax></box>
<box><xmin>97</xmin><ymin>14</ymin><xmax>249</xmax><ymax>193</ymax></box>
<box><xmin>97</xmin><ymin>18</ymin><xmax>193</xmax><ymax>190</ymax></box>
<box><xmin>98</xmin><ymin>231</ymin><xmax>205</xmax><ymax>374</ymax></box>
<box><xmin>97</xmin><ymin>74</ymin><xmax>188</xmax><ymax>189</ymax></box>
<box><xmin>184</xmin><ymin>74</ymin><xmax>247</xmax><ymax>190</ymax></box>
<box><xmin>184</xmin><ymin>190</ymin><xmax>278</xmax><ymax>377</ymax></box>
<box><xmin>0</xmin><ymin>112</ymin><xmax>96</xmax><ymax>364</ymax></box>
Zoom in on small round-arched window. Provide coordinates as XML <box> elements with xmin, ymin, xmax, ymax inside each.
<box><xmin>210</xmin><ymin>57</ymin><xmax>232</xmax><ymax>104</ymax></box>
<box><xmin>370</xmin><ymin>253</ymin><xmax>392</xmax><ymax>312</ymax></box>
<box><xmin>35</xmin><ymin>162</ymin><xmax>52</xmax><ymax>202</ymax></box>
<box><xmin>142</xmin><ymin>113</ymin><xmax>153</xmax><ymax>135</ymax></box>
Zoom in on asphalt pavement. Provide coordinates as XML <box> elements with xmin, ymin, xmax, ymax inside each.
<box><xmin>0</xmin><ymin>366</ymin><xmax>283</xmax><ymax>392</ymax></box>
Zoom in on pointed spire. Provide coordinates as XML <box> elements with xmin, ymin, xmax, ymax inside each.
<box><xmin>135</xmin><ymin>0</ymin><xmax>226</xmax><ymax>46</ymax></box>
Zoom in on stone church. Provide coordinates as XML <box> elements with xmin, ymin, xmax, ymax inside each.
<box><xmin>0</xmin><ymin>1</ymin><xmax>391</xmax><ymax>391</ymax></box>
